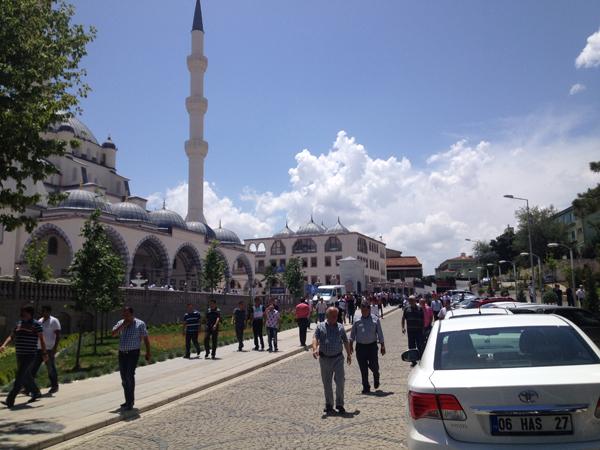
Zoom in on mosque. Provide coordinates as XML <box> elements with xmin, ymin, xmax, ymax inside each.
<box><xmin>0</xmin><ymin>0</ymin><xmax>388</xmax><ymax>295</ymax></box>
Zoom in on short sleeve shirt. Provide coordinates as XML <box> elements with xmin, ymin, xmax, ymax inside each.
<box><xmin>206</xmin><ymin>308</ymin><xmax>221</xmax><ymax>330</ymax></box>
<box><xmin>14</xmin><ymin>320</ymin><xmax>43</xmax><ymax>356</ymax></box>
<box><xmin>316</xmin><ymin>302</ymin><xmax>328</xmax><ymax>314</ymax></box>
<box><xmin>37</xmin><ymin>316</ymin><xmax>61</xmax><ymax>349</ymax></box>
<box><xmin>403</xmin><ymin>305</ymin><xmax>424</xmax><ymax>331</ymax></box>
<box><xmin>233</xmin><ymin>308</ymin><xmax>247</xmax><ymax>328</ymax></box>
<box><xmin>183</xmin><ymin>310</ymin><xmax>201</xmax><ymax>334</ymax></box>
<box><xmin>266</xmin><ymin>309</ymin><xmax>280</xmax><ymax>328</ymax></box>
<box><xmin>113</xmin><ymin>318</ymin><xmax>148</xmax><ymax>351</ymax></box>
<box><xmin>314</xmin><ymin>322</ymin><xmax>348</xmax><ymax>356</ymax></box>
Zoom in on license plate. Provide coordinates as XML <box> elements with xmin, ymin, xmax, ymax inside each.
<box><xmin>490</xmin><ymin>414</ymin><xmax>573</xmax><ymax>436</ymax></box>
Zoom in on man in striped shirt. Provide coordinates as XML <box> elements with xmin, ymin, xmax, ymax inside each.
<box><xmin>1</xmin><ymin>305</ymin><xmax>49</xmax><ymax>408</ymax></box>
<box><xmin>182</xmin><ymin>303</ymin><xmax>201</xmax><ymax>358</ymax></box>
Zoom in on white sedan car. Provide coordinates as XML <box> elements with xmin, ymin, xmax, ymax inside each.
<box><xmin>402</xmin><ymin>314</ymin><xmax>600</xmax><ymax>449</ymax></box>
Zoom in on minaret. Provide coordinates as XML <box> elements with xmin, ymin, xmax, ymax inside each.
<box><xmin>185</xmin><ymin>0</ymin><xmax>208</xmax><ymax>223</ymax></box>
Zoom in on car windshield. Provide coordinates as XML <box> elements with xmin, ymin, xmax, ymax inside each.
<box><xmin>317</xmin><ymin>289</ymin><xmax>334</xmax><ymax>297</ymax></box>
<box><xmin>434</xmin><ymin>326</ymin><xmax>599</xmax><ymax>370</ymax></box>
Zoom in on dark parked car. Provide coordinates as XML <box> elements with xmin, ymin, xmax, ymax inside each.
<box><xmin>463</xmin><ymin>297</ymin><xmax>515</xmax><ymax>309</ymax></box>
<box><xmin>510</xmin><ymin>304</ymin><xmax>600</xmax><ymax>346</ymax></box>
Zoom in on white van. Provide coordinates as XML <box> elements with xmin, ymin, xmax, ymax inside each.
<box><xmin>312</xmin><ymin>285</ymin><xmax>346</xmax><ymax>305</ymax></box>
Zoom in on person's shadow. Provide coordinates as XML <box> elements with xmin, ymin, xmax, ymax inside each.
<box><xmin>321</xmin><ymin>410</ymin><xmax>360</xmax><ymax>419</ymax></box>
<box><xmin>366</xmin><ymin>390</ymin><xmax>394</xmax><ymax>398</ymax></box>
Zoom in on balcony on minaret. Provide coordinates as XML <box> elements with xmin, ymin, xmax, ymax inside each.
<box><xmin>187</xmin><ymin>54</ymin><xmax>207</xmax><ymax>73</ymax></box>
<box><xmin>186</xmin><ymin>95</ymin><xmax>208</xmax><ymax>114</ymax></box>
<box><xmin>185</xmin><ymin>139</ymin><xmax>208</xmax><ymax>158</ymax></box>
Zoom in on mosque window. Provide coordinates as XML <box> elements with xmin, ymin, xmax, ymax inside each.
<box><xmin>101</xmin><ymin>153</ymin><xmax>106</xmax><ymax>166</ymax></box>
<box><xmin>325</xmin><ymin>236</ymin><xmax>342</xmax><ymax>252</ymax></box>
<box><xmin>292</xmin><ymin>238</ymin><xmax>317</xmax><ymax>254</ymax></box>
<box><xmin>271</xmin><ymin>240</ymin><xmax>286</xmax><ymax>255</ymax></box>
<box><xmin>47</xmin><ymin>236</ymin><xmax>58</xmax><ymax>255</ymax></box>
<box><xmin>0</xmin><ymin>225</ymin><xmax>4</xmax><ymax>244</ymax></box>
<box><xmin>81</xmin><ymin>167</ymin><xmax>88</xmax><ymax>183</ymax></box>
<box><xmin>357</xmin><ymin>237</ymin><xmax>368</xmax><ymax>254</ymax></box>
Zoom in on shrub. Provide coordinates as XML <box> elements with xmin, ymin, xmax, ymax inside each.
<box><xmin>542</xmin><ymin>290</ymin><xmax>558</xmax><ymax>304</ymax></box>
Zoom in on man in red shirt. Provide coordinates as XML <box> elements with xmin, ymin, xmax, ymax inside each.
<box><xmin>295</xmin><ymin>299</ymin><xmax>311</xmax><ymax>349</ymax></box>
<box><xmin>419</xmin><ymin>297</ymin><xmax>434</xmax><ymax>342</ymax></box>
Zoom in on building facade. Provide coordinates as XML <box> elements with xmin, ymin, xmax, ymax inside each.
<box><xmin>435</xmin><ymin>253</ymin><xmax>478</xmax><ymax>280</ymax></box>
<box><xmin>554</xmin><ymin>205</ymin><xmax>600</xmax><ymax>257</ymax></box>
<box><xmin>245</xmin><ymin>217</ymin><xmax>387</xmax><ymax>292</ymax></box>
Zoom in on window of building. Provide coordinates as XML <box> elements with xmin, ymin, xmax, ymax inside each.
<box><xmin>335</xmin><ymin>255</ymin><xmax>342</xmax><ymax>266</ymax></box>
<box><xmin>310</xmin><ymin>275</ymin><xmax>318</xmax><ymax>285</ymax></box>
<box><xmin>325</xmin><ymin>256</ymin><xmax>331</xmax><ymax>267</ymax></box>
<box><xmin>249</xmin><ymin>243</ymin><xmax>257</xmax><ymax>252</ymax></box>
<box><xmin>310</xmin><ymin>257</ymin><xmax>317</xmax><ymax>267</ymax></box>
<box><xmin>325</xmin><ymin>236</ymin><xmax>342</xmax><ymax>252</ymax></box>
<box><xmin>325</xmin><ymin>275</ymin><xmax>332</xmax><ymax>285</ymax></box>
<box><xmin>269</xmin><ymin>259</ymin><xmax>277</xmax><ymax>268</ymax></box>
<box><xmin>47</xmin><ymin>236</ymin><xmax>58</xmax><ymax>255</ymax></box>
<box><xmin>81</xmin><ymin>167</ymin><xmax>88</xmax><ymax>183</ymax></box>
<box><xmin>257</xmin><ymin>243</ymin><xmax>266</xmax><ymax>255</ymax></box>
<box><xmin>292</xmin><ymin>238</ymin><xmax>317</xmax><ymax>254</ymax></box>
<box><xmin>271</xmin><ymin>240</ymin><xmax>286</xmax><ymax>255</ymax></box>
<box><xmin>257</xmin><ymin>259</ymin><xmax>265</xmax><ymax>273</ymax></box>
<box><xmin>302</xmin><ymin>258</ymin><xmax>308</xmax><ymax>268</ymax></box>
<box><xmin>357</xmin><ymin>237</ymin><xmax>368</xmax><ymax>254</ymax></box>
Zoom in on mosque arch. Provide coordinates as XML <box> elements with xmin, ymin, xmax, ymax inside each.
<box><xmin>325</xmin><ymin>236</ymin><xmax>342</xmax><ymax>252</ymax></box>
<box><xmin>19</xmin><ymin>223</ymin><xmax>74</xmax><ymax>278</ymax></box>
<box><xmin>172</xmin><ymin>242</ymin><xmax>203</xmax><ymax>291</ymax></box>
<box><xmin>103</xmin><ymin>226</ymin><xmax>130</xmax><ymax>272</ymax></box>
<box><xmin>292</xmin><ymin>238</ymin><xmax>317</xmax><ymax>254</ymax></box>
<box><xmin>130</xmin><ymin>235</ymin><xmax>170</xmax><ymax>286</ymax></box>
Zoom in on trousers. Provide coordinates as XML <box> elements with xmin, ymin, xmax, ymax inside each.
<box><xmin>407</xmin><ymin>329</ymin><xmax>425</xmax><ymax>355</ymax></box>
<box><xmin>118</xmin><ymin>350</ymin><xmax>140</xmax><ymax>407</ymax></box>
<box><xmin>297</xmin><ymin>318</ymin><xmax>309</xmax><ymax>346</ymax></box>
<box><xmin>356</xmin><ymin>342</ymin><xmax>379</xmax><ymax>390</ymax></box>
<box><xmin>267</xmin><ymin>327</ymin><xmax>278</xmax><ymax>351</ymax></box>
<box><xmin>185</xmin><ymin>332</ymin><xmax>200</xmax><ymax>357</ymax></box>
<box><xmin>31</xmin><ymin>349</ymin><xmax>58</xmax><ymax>389</ymax></box>
<box><xmin>6</xmin><ymin>353</ymin><xmax>40</xmax><ymax>405</ymax></box>
<box><xmin>319</xmin><ymin>354</ymin><xmax>345</xmax><ymax>407</ymax></box>
<box><xmin>204</xmin><ymin>328</ymin><xmax>218</xmax><ymax>356</ymax></box>
<box><xmin>252</xmin><ymin>319</ymin><xmax>264</xmax><ymax>349</ymax></box>
<box><xmin>235</xmin><ymin>326</ymin><xmax>245</xmax><ymax>350</ymax></box>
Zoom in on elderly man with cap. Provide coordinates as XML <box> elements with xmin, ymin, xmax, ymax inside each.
<box><xmin>349</xmin><ymin>301</ymin><xmax>385</xmax><ymax>394</ymax></box>
<box><xmin>312</xmin><ymin>307</ymin><xmax>352</xmax><ymax>414</ymax></box>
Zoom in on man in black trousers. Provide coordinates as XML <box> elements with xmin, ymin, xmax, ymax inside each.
<box><xmin>204</xmin><ymin>299</ymin><xmax>221</xmax><ymax>359</ymax></box>
<box><xmin>250</xmin><ymin>297</ymin><xmax>265</xmax><ymax>351</ymax></box>
<box><xmin>349</xmin><ymin>301</ymin><xmax>386</xmax><ymax>394</ymax></box>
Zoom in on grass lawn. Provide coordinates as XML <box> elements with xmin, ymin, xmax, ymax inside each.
<box><xmin>1</xmin><ymin>312</ymin><xmax>300</xmax><ymax>391</ymax></box>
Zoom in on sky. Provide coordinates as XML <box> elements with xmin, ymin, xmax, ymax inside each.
<box><xmin>70</xmin><ymin>0</ymin><xmax>600</xmax><ymax>273</ymax></box>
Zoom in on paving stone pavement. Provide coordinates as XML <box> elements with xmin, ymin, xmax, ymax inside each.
<box><xmin>52</xmin><ymin>309</ymin><xmax>411</xmax><ymax>450</ymax></box>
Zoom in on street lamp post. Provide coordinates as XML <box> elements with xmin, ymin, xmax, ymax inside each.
<box><xmin>476</xmin><ymin>266</ymin><xmax>483</xmax><ymax>285</ymax></box>
<box><xmin>499</xmin><ymin>260</ymin><xmax>517</xmax><ymax>292</ymax></box>
<box><xmin>520</xmin><ymin>252</ymin><xmax>543</xmax><ymax>300</ymax></box>
<box><xmin>504</xmin><ymin>194</ymin><xmax>536</xmax><ymax>301</ymax></box>
<box><xmin>548</xmin><ymin>243</ymin><xmax>576</xmax><ymax>295</ymax></box>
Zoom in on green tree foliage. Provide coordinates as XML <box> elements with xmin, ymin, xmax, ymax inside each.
<box><xmin>542</xmin><ymin>289</ymin><xmax>558</xmax><ymax>304</ymax></box>
<box><xmin>513</xmin><ymin>206</ymin><xmax>568</xmax><ymax>259</ymax></box>
<box><xmin>489</xmin><ymin>226</ymin><xmax>518</xmax><ymax>262</ymax></box>
<box><xmin>262</xmin><ymin>264</ymin><xmax>280</xmax><ymax>289</ymax></box>
<box><xmin>573</xmin><ymin>161</ymin><xmax>600</xmax><ymax>217</ymax></box>
<box><xmin>473</xmin><ymin>241</ymin><xmax>498</xmax><ymax>266</ymax></box>
<box><xmin>69</xmin><ymin>211</ymin><xmax>124</xmax><ymax>366</ymax></box>
<box><xmin>0</xmin><ymin>0</ymin><xmax>95</xmax><ymax>232</ymax></box>
<box><xmin>24</xmin><ymin>238</ymin><xmax>52</xmax><ymax>284</ymax></box>
<box><xmin>201</xmin><ymin>241</ymin><xmax>225</xmax><ymax>296</ymax></box>
<box><xmin>583</xmin><ymin>266</ymin><xmax>599</xmax><ymax>315</ymax></box>
<box><xmin>283</xmin><ymin>257</ymin><xmax>305</xmax><ymax>301</ymax></box>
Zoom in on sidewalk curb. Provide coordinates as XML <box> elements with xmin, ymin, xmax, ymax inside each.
<box><xmin>26</xmin><ymin>307</ymin><xmax>400</xmax><ymax>450</ymax></box>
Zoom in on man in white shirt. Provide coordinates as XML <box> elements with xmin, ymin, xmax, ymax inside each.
<box><xmin>431</xmin><ymin>296</ymin><xmax>442</xmax><ymax>320</ymax></box>
<box><xmin>576</xmin><ymin>285</ymin><xmax>586</xmax><ymax>307</ymax></box>
<box><xmin>32</xmin><ymin>305</ymin><xmax>61</xmax><ymax>394</ymax></box>
<box><xmin>437</xmin><ymin>299</ymin><xmax>451</xmax><ymax>321</ymax></box>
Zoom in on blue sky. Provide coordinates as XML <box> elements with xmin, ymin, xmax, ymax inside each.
<box><xmin>71</xmin><ymin>0</ymin><xmax>600</xmax><ymax>271</ymax></box>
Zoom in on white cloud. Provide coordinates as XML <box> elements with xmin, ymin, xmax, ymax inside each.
<box><xmin>576</xmin><ymin>28</ymin><xmax>600</xmax><ymax>68</ymax></box>
<box><xmin>569</xmin><ymin>83</ymin><xmax>586</xmax><ymax>95</ymax></box>
<box><xmin>146</xmin><ymin>113</ymin><xmax>600</xmax><ymax>274</ymax></box>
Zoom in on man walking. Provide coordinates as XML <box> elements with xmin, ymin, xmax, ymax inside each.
<box><xmin>295</xmin><ymin>298</ymin><xmax>311</xmax><ymax>348</ymax></box>
<box><xmin>431</xmin><ymin>295</ymin><xmax>442</xmax><ymax>320</ymax></box>
<box><xmin>232</xmin><ymin>301</ymin><xmax>247</xmax><ymax>351</ymax></box>
<box><xmin>553</xmin><ymin>284</ymin><xmax>564</xmax><ymax>306</ymax></box>
<box><xmin>315</xmin><ymin>297</ymin><xmax>327</xmax><ymax>323</ymax></box>
<box><xmin>338</xmin><ymin>295</ymin><xmax>347</xmax><ymax>324</ymax></box>
<box><xmin>566</xmin><ymin>286</ymin><xmax>575</xmax><ymax>307</ymax></box>
<box><xmin>1</xmin><ymin>306</ymin><xmax>48</xmax><ymax>408</ymax></box>
<box><xmin>402</xmin><ymin>296</ymin><xmax>424</xmax><ymax>366</ymax></box>
<box><xmin>347</xmin><ymin>294</ymin><xmax>356</xmax><ymax>324</ymax></box>
<box><xmin>31</xmin><ymin>305</ymin><xmax>61</xmax><ymax>394</ymax></box>
<box><xmin>265</xmin><ymin>300</ymin><xmax>280</xmax><ymax>352</ymax></box>
<box><xmin>250</xmin><ymin>297</ymin><xmax>265</xmax><ymax>351</ymax></box>
<box><xmin>204</xmin><ymin>299</ymin><xmax>221</xmax><ymax>359</ymax></box>
<box><xmin>111</xmin><ymin>306</ymin><xmax>151</xmax><ymax>411</ymax></box>
<box><xmin>419</xmin><ymin>298</ymin><xmax>433</xmax><ymax>343</ymax></box>
<box><xmin>182</xmin><ymin>303</ymin><xmax>201</xmax><ymax>358</ymax></box>
<box><xmin>349</xmin><ymin>301</ymin><xmax>385</xmax><ymax>394</ymax></box>
<box><xmin>576</xmin><ymin>285</ymin><xmax>585</xmax><ymax>307</ymax></box>
<box><xmin>312</xmin><ymin>307</ymin><xmax>352</xmax><ymax>414</ymax></box>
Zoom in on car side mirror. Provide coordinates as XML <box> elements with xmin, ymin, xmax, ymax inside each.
<box><xmin>401</xmin><ymin>349</ymin><xmax>421</xmax><ymax>363</ymax></box>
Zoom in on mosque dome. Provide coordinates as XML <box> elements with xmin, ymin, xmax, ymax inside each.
<box><xmin>112</xmin><ymin>202</ymin><xmax>150</xmax><ymax>222</ymax></box>
<box><xmin>274</xmin><ymin>221</ymin><xmax>295</xmax><ymax>237</ymax></box>
<box><xmin>296</xmin><ymin>216</ymin><xmax>324</xmax><ymax>235</ymax></box>
<box><xmin>187</xmin><ymin>221</ymin><xmax>217</xmax><ymax>240</ymax></box>
<box><xmin>101</xmin><ymin>136</ymin><xmax>116</xmax><ymax>150</ymax></box>
<box><xmin>214</xmin><ymin>222</ymin><xmax>242</xmax><ymax>245</ymax></box>
<box><xmin>55</xmin><ymin>189</ymin><xmax>112</xmax><ymax>214</ymax></box>
<box><xmin>52</xmin><ymin>115</ymin><xmax>99</xmax><ymax>145</ymax></box>
<box><xmin>326</xmin><ymin>217</ymin><xmax>349</xmax><ymax>234</ymax></box>
<box><xmin>149</xmin><ymin>208</ymin><xmax>187</xmax><ymax>230</ymax></box>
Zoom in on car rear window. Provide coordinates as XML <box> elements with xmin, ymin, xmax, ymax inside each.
<box><xmin>434</xmin><ymin>326</ymin><xmax>600</xmax><ymax>370</ymax></box>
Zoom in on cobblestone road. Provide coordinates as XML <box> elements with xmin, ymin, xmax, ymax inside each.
<box><xmin>55</xmin><ymin>309</ymin><xmax>410</xmax><ymax>450</ymax></box>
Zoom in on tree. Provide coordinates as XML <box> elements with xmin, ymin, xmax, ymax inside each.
<box><xmin>0</xmin><ymin>0</ymin><xmax>95</xmax><ymax>232</ymax></box>
<box><xmin>201</xmin><ymin>241</ymin><xmax>225</xmax><ymax>297</ymax></box>
<box><xmin>473</xmin><ymin>241</ymin><xmax>498</xmax><ymax>266</ymax></box>
<box><xmin>489</xmin><ymin>226</ymin><xmax>518</xmax><ymax>262</ymax></box>
<box><xmin>573</xmin><ymin>161</ymin><xmax>600</xmax><ymax>217</ymax></box>
<box><xmin>583</xmin><ymin>266</ymin><xmax>599</xmax><ymax>315</ymax></box>
<box><xmin>513</xmin><ymin>205</ymin><xmax>568</xmax><ymax>260</ymax></box>
<box><xmin>282</xmin><ymin>257</ymin><xmax>305</xmax><ymax>301</ymax></box>
<box><xmin>24</xmin><ymin>238</ymin><xmax>53</xmax><ymax>312</ymax></box>
<box><xmin>262</xmin><ymin>264</ymin><xmax>280</xmax><ymax>290</ymax></box>
<box><xmin>69</xmin><ymin>211</ymin><xmax>124</xmax><ymax>367</ymax></box>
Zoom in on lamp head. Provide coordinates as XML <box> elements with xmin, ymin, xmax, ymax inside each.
<box><xmin>547</xmin><ymin>243</ymin><xmax>559</xmax><ymax>248</ymax></box>
<box><xmin>499</xmin><ymin>260</ymin><xmax>507</xmax><ymax>264</ymax></box>
<box><xmin>520</xmin><ymin>252</ymin><xmax>529</xmax><ymax>257</ymax></box>
<box><xmin>504</xmin><ymin>194</ymin><xmax>514</xmax><ymax>199</ymax></box>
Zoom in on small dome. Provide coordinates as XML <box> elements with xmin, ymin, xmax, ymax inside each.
<box><xmin>55</xmin><ymin>189</ymin><xmax>112</xmax><ymax>213</ymax></box>
<box><xmin>274</xmin><ymin>221</ymin><xmax>295</xmax><ymax>237</ymax></box>
<box><xmin>296</xmin><ymin>216</ymin><xmax>324</xmax><ymax>235</ymax></box>
<box><xmin>326</xmin><ymin>217</ymin><xmax>349</xmax><ymax>234</ymax></box>
<box><xmin>149</xmin><ymin>208</ymin><xmax>187</xmax><ymax>230</ymax></box>
<box><xmin>52</xmin><ymin>115</ymin><xmax>99</xmax><ymax>145</ymax></box>
<box><xmin>214</xmin><ymin>221</ymin><xmax>242</xmax><ymax>245</ymax></box>
<box><xmin>101</xmin><ymin>136</ymin><xmax>116</xmax><ymax>150</ymax></box>
<box><xmin>112</xmin><ymin>202</ymin><xmax>150</xmax><ymax>222</ymax></box>
<box><xmin>187</xmin><ymin>221</ymin><xmax>217</xmax><ymax>240</ymax></box>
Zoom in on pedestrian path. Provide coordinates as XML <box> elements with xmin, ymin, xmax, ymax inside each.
<box><xmin>0</xmin><ymin>306</ymin><xmax>398</xmax><ymax>449</ymax></box>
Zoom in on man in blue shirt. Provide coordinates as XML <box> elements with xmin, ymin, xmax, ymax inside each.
<box><xmin>112</xmin><ymin>306</ymin><xmax>151</xmax><ymax>411</ymax></box>
<box><xmin>182</xmin><ymin>303</ymin><xmax>201</xmax><ymax>358</ymax></box>
<box><xmin>312</xmin><ymin>307</ymin><xmax>352</xmax><ymax>414</ymax></box>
